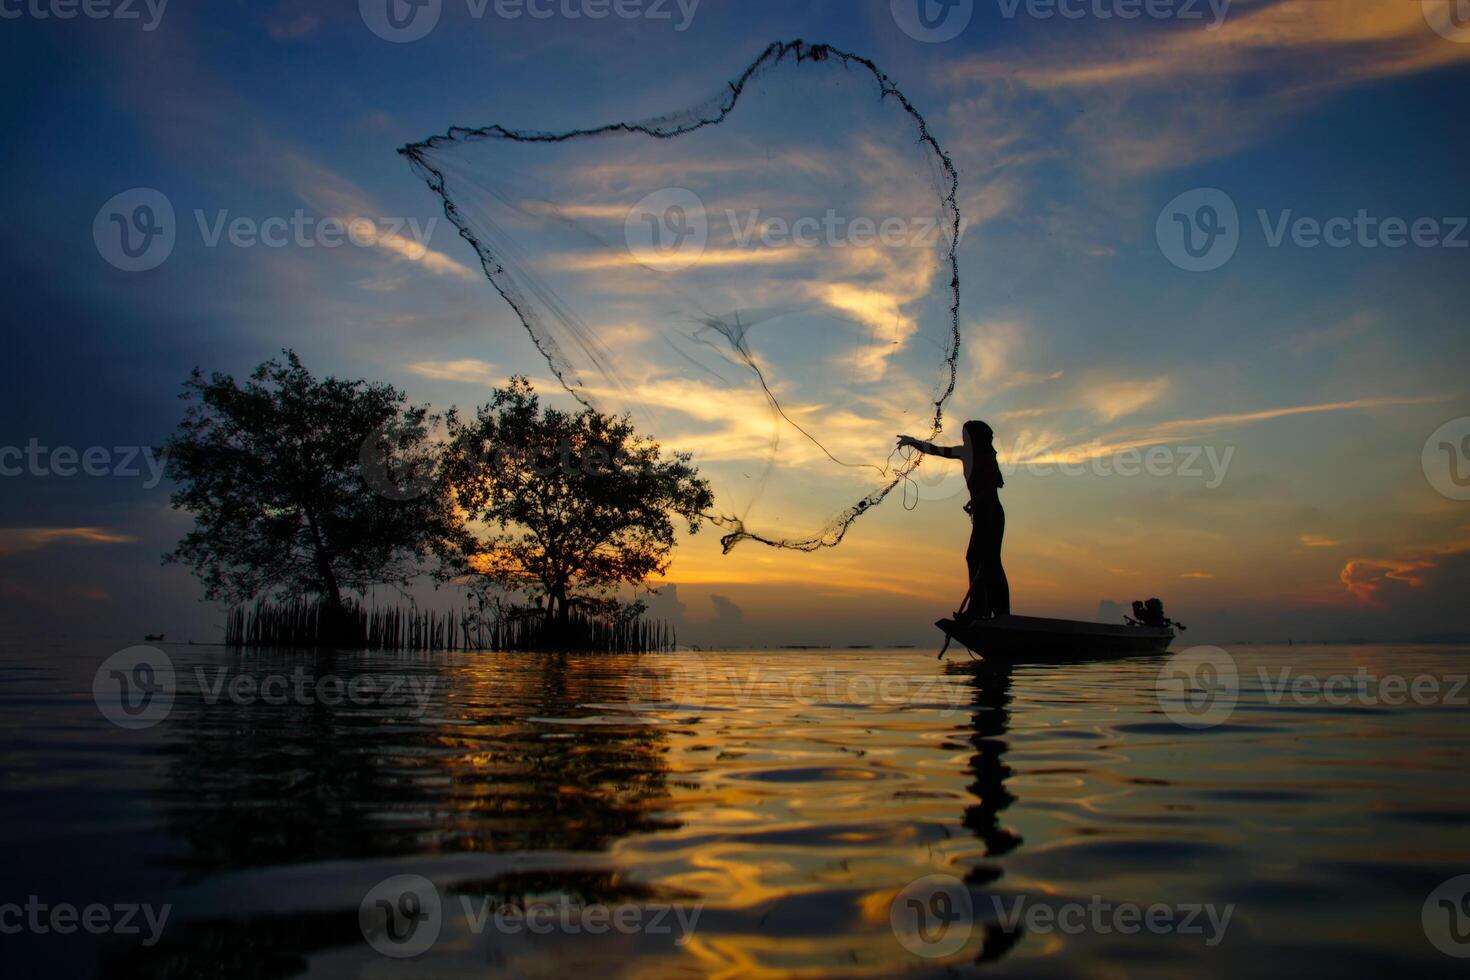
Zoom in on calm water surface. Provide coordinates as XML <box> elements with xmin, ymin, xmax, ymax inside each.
<box><xmin>2</xmin><ymin>642</ymin><xmax>1468</xmax><ymax>977</ymax></box>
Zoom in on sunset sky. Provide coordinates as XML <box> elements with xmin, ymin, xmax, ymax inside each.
<box><xmin>2</xmin><ymin>0</ymin><xmax>1467</xmax><ymax>646</ymax></box>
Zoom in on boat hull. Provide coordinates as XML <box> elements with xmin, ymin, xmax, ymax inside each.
<box><xmin>937</xmin><ymin>614</ymin><xmax>1174</xmax><ymax>661</ymax></box>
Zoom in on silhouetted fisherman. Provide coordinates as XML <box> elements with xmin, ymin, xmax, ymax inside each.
<box><xmin>897</xmin><ymin>421</ymin><xmax>1010</xmax><ymax>621</ymax></box>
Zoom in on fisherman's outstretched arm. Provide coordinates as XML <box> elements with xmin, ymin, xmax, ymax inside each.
<box><xmin>896</xmin><ymin>435</ymin><xmax>961</xmax><ymax>458</ymax></box>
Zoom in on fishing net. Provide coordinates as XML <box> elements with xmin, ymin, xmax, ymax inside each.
<box><xmin>402</xmin><ymin>41</ymin><xmax>961</xmax><ymax>552</ymax></box>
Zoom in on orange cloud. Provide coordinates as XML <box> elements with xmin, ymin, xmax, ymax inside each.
<box><xmin>1339</xmin><ymin>535</ymin><xmax>1470</xmax><ymax>605</ymax></box>
<box><xmin>1340</xmin><ymin>557</ymin><xmax>1436</xmax><ymax>605</ymax></box>
<box><xmin>0</xmin><ymin>527</ymin><xmax>138</xmax><ymax>557</ymax></box>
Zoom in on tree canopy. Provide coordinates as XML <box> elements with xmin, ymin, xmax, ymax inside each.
<box><xmin>163</xmin><ymin>351</ymin><xmax>454</xmax><ymax>614</ymax></box>
<box><xmin>440</xmin><ymin>376</ymin><xmax>712</xmax><ymax>620</ymax></box>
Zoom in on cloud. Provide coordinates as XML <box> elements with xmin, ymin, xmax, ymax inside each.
<box><xmin>963</xmin><ymin>320</ymin><xmax>1064</xmax><ymax>395</ymax></box>
<box><xmin>266</xmin><ymin>9</ymin><xmax>320</xmax><ymax>40</ymax></box>
<box><xmin>1339</xmin><ymin>535</ymin><xmax>1470</xmax><ymax>605</ymax></box>
<box><xmin>940</xmin><ymin>1</ymin><xmax>1470</xmax><ymax>176</ymax></box>
<box><xmin>406</xmin><ymin>359</ymin><xmax>501</xmax><ymax>385</ymax></box>
<box><xmin>1019</xmin><ymin>394</ymin><xmax>1447</xmax><ymax>466</ymax></box>
<box><xmin>274</xmin><ymin>149</ymin><xmax>479</xmax><ymax>281</ymax></box>
<box><xmin>1280</xmin><ymin>311</ymin><xmax>1380</xmax><ymax>356</ymax></box>
<box><xmin>1299</xmin><ymin>535</ymin><xmax>1340</xmax><ymax>548</ymax></box>
<box><xmin>709</xmin><ymin>594</ymin><xmax>745</xmax><ymax>626</ymax></box>
<box><xmin>0</xmin><ymin>527</ymin><xmax>138</xmax><ymax>557</ymax></box>
<box><xmin>1084</xmin><ymin>377</ymin><xmax>1170</xmax><ymax>423</ymax></box>
<box><xmin>1340</xmin><ymin>556</ymin><xmax>1437</xmax><ymax>605</ymax></box>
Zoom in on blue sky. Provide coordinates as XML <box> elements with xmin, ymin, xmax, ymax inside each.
<box><xmin>2</xmin><ymin>0</ymin><xmax>1468</xmax><ymax>645</ymax></box>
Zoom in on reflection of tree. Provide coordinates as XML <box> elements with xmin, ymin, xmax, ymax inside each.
<box><xmin>109</xmin><ymin>653</ymin><xmax>678</xmax><ymax>977</ymax></box>
<box><xmin>155</xmin><ymin>653</ymin><xmax>674</xmax><ymax>873</ymax></box>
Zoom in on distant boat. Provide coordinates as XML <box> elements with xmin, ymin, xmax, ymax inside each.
<box><xmin>143</xmin><ymin>633</ymin><xmax>165</xmax><ymax>642</ymax></box>
<box><xmin>937</xmin><ymin>614</ymin><xmax>1174</xmax><ymax>661</ymax></box>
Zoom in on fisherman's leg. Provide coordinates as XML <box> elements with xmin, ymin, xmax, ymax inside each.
<box><xmin>964</xmin><ymin>524</ymin><xmax>988</xmax><ymax>619</ymax></box>
<box><xmin>989</xmin><ymin>505</ymin><xmax>1010</xmax><ymax>616</ymax></box>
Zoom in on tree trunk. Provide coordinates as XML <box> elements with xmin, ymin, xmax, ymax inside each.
<box><xmin>304</xmin><ymin>507</ymin><xmax>344</xmax><ymax>642</ymax></box>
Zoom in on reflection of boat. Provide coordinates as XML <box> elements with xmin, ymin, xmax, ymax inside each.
<box><xmin>937</xmin><ymin>614</ymin><xmax>1174</xmax><ymax>660</ymax></box>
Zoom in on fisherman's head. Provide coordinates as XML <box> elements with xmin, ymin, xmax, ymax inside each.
<box><xmin>962</xmin><ymin>420</ymin><xmax>995</xmax><ymax>449</ymax></box>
